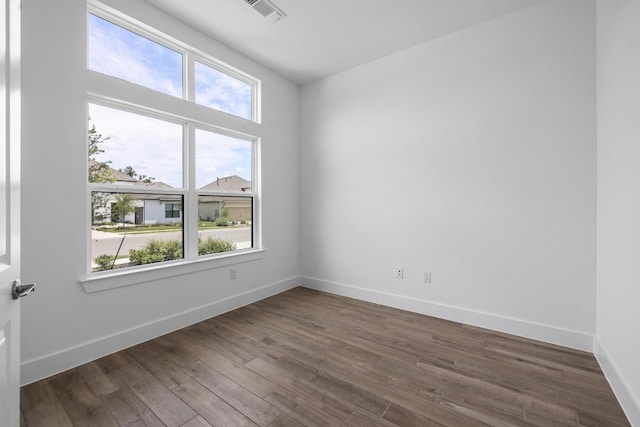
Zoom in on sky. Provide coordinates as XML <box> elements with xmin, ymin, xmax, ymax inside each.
<box><xmin>88</xmin><ymin>14</ymin><xmax>253</xmax><ymax>189</ymax></box>
<box><xmin>89</xmin><ymin>14</ymin><xmax>183</xmax><ymax>97</ymax></box>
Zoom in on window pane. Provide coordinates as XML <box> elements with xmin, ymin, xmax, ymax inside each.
<box><xmin>165</xmin><ymin>203</ymin><xmax>181</xmax><ymax>218</ymax></box>
<box><xmin>195</xmin><ymin>129</ymin><xmax>252</xmax><ymax>192</ymax></box>
<box><xmin>195</xmin><ymin>61</ymin><xmax>252</xmax><ymax>120</ymax></box>
<box><xmin>89</xmin><ymin>14</ymin><xmax>183</xmax><ymax>97</ymax></box>
<box><xmin>89</xmin><ymin>103</ymin><xmax>183</xmax><ymax>188</ymax></box>
<box><xmin>198</xmin><ymin>196</ymin><xmax>252</xmax><ymax>256</ymax></box>
<box><xmin>91</xmin><ymin>192</ymin><xmax>183</xmax><ymax>272</ymax></box>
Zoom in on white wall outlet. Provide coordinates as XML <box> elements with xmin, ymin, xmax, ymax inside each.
<box><xmin>230</xmin><ymin>268</ymin><xmax>237</xmax><ymax>280</ymax></box>
<box><xmin>424</xmin><ymin>272</ymin><xmax>432</xmax><ymax>284</ymax></box>
<box><xmin>396</xmin><ymin>267</ymin><xmax>404</xmax><ymax>279</ymax></box>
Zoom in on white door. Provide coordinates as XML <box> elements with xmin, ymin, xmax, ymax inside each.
<box><xmin>0</xmin><ymin>0</ymin><xmax>21</xmax><ymax>425</ymax></box>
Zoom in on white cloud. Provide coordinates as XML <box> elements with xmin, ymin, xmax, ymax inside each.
<box><xmin>195</xmin><ymin>129</ymin><xmax>252</xmax><ymax>188</ymax></box>
<box><xmin>90</xmin><ymin>104</ymin><xmax>252</xmax><ymax>189</ymax></box>
<box><xmin>195</xmin><ymin>62</ymin><xmax>252</xmax><ymax>120</ymax></box>
<box><xmin>90</xmin><ymin>104</ymin><xmax>183</xmax><ymax>188</ymax></box>
<box><xmin>89</xmin><ymin>14</ymin><xmax>182</xmax><ymax>98</ymax></box>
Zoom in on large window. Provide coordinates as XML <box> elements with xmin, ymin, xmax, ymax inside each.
<box><xmin>87</xmin><ymin>6</ymin><xmax>259</xmax><ymax>275</ymax></box>
<box><xmin>88</xmin><ymin>12</ymin><xmax>256</xmax><ymax>120</ymax></box>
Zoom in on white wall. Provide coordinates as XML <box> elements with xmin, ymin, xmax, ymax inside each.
<box><xmin>20</xmin><ymin>0</ymin><xmax>299</xmax><ymax>384</ymax></box>
<box><xmin>596</xmin><ymin>1</ymin><xmax>640</xmax><ymax>423</ymax></box>
<box><xmin>300</xmin><ymin>0</ymin><xmax>597</xmax><ymax>349</ymax></box>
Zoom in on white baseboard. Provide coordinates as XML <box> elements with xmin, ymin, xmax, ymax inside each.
<box><xmin>300</xmin><ymin>276</ymin><xmax>594</xmax><ymax>352</ymax></box>
<box><xmin>21</xmin><ymin>276</ymin><xmax>300</xmax><ymax>386</ymax></box>
<box><xmin>594</xmin><ymin>337</ymin><xmax>640</xmax><ymax>426</ymax></box>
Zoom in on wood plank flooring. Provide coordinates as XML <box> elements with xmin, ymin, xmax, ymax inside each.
<box><xmin>20</xmin><ymin>287</ymin><xmax>630</xmax><ymax>426</ymax></box>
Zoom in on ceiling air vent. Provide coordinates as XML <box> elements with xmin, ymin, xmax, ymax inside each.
<box><xmin>243</xmin><ymin>0</ymin><xmax>287</xmax><ymax>23</ymax></box>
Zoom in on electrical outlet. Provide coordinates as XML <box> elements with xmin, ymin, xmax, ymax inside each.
<box><xmin>230</xmin><ymin>268</ymin><xmax>237</xmax><ymax>280</ymax></box>
<box><xmin>396</xmin><ymin>267</ymin><xmax>404</xmax><ymax>279</ymax></box>
<box><xmin>424</xmin><ymin>272</ymin><xmax>431</xmax><ymax>284</ymax></box>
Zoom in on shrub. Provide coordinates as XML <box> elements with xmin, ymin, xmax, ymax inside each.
<box><xmin>94</xmin><ymin>254</ymin><xmax>116</xmax><ymax>271</ymax></box>
<box><xmin>214</xmin><ymin>216</ymin><xmax>229</xmax><ymax>226</ymax></box>
<box><xmin>129</xmin><ymin>239</ymin><xmax>183</xmax><ymax>265</ymax></box>
<box><xmin>198</xmin><ymin>236</ymin><xmax>237</xmax><ymax>255</ymax></box>
<box><xmin>127</xmin><ymin>237</ymin><xmax>235</xmax><ymax>265</ymax></box>
<box><xmin>214</xmin><ymin>207</ymin><xmax>230</xmax><ymax>226</ymax></box>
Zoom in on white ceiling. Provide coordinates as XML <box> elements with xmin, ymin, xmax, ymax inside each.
<box><xmin>144</xmin><ymin>0</ymin><xmax>544</xmax><ymax>85</ymax></box>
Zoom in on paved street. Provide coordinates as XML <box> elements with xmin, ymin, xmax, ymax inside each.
<box><xmin>91</xmin><ymin>226</ymin><xmax>252</xmax><ymax>258</ymax></box>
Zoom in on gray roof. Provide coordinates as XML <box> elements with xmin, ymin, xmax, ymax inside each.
<box><xmin>111</xmin><ymin>169</ymin><xmax>139</xmax><ymax>183</ymax></box>
<box><xmin>90</xmin><ymin>162</ymin><xmax>251</xmax><ymax>195</ymax></box>
<box><xmin>134</xmin><ymin>180</ymin><xmax>173</xmax><ymax>189</ymax></box>
<box><xmin>199</xmin><ymin>175</ymin><xmax>251</xmax><ymax>193</ymax></box>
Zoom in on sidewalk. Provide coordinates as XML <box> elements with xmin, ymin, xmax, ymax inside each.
<box><xmin>91</xmin><ymin>229</ymin><xmax>120</xmax><ymax>239</ymax></box>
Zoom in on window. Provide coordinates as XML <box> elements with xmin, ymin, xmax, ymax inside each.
<box><xmin>195</xmin><ymin>61</ymin><xmax>253</xmax><ymax>120</ymax></box>
<box><xmin>88</xmin><ymin>12</ymin><xmax>257</xmax><ymax>121</ymax></box>
<box><xmin>87</xmin><ymin>7</ymin><xmax>260</xmax><ymax>275</ymax></box>
<box><xmin>165</xmin><ymin>203</ymin><xmax>181</xmax><ymax>219</ymax></box>
<box><xmin>88</xmin><ymin>14</ymin><xmax>183</xmax><ymax>98</ymax></box>
<box><xmin>89</xmin><ymin>103</ymin><xmax>183</xmax><ymax>188</ymax></box>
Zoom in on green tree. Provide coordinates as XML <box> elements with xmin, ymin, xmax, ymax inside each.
<box><xmin>88</xmin><ymin>122</ymin><xmax>115</xmax><ymax>225</ymax></box>
<box><xmin>119</xmin><ymin>165</ymin><xmax>136</xmax><ymax>177</ymax></box>
<box><xmin>88</xmin><ymin>123</ymin><xmax>114</xmax><ymax>184</ymax></box>
<box><xmin>111</xmin><ymin>193</ymin><xmax>136</xmax><ymax>228</ymax></box>
<box><xmin>119</xmin><ymin>165</ymin><xmax>155</xmax><ymax>184</ymax></box>
<box><xmin>137</xmin><ymin>174</ymin><xmax>155</xmax><ymax>184</ymax></box>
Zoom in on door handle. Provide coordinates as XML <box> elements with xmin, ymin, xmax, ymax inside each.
<box><xmin>12</xmin><ymin>280</ymin><xmax>36</xmax><ymax>300</ymax></box>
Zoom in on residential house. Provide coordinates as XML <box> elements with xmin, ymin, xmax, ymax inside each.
<box><xmin>90</xmin><ymin>162</ymin><xmax>182</xmax><ymax>225</ymax></box>
<box><xmin>198</xmin><ymin>175</ymin><xmax>252</xmax><ymax>223</ymax></box>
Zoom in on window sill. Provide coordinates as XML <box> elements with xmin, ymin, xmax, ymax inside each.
<box><xmin>79</xmin><ymin>249</ymin><xmax>264</xmax><ymax>293</ymax></box>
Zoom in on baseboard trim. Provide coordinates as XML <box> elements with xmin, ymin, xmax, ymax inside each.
<box><xmin>300</xmin><ymin>276</ymin><xmax>593</xmax><ymax>352</ymax></box>
<box><xmin>594</xmin><ymin>337</ymin><xmax>640</xmax><ymax>426</ymax></box>
<box><xmin>21</xmin><ymin>276</ymin><xmax>300</xmax><ymax>386</ymax></box>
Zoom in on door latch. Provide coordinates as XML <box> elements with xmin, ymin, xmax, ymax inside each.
<box><xmin>12</xmin><ymin>280</ymin><xmax>36</xmax><ymax>300</ymax></box>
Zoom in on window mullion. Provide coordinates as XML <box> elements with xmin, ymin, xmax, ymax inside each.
<box><xmin>185</xmin><ymin>51</ymin><xmax>195</xmax><ymax>102</ymax></box>
<box><xmin>186</xmin><ymin>123</ymin><xmax>198</xmax><ymax>260</ymax></box>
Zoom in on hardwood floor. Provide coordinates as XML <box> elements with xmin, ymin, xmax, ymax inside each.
<box><xmin>20</xmin><ymin>287</ymin><xmax>630</xmax><ymax>426</ymax></box>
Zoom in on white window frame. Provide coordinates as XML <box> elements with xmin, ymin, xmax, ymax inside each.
<box><xmin>82</xmin><ymin>2</ymin><xmax>263</xmax><ymax>291</ymax></box>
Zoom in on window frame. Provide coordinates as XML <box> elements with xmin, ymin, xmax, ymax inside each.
<box><xmin>165</xmin><ymin>203</ymin><xmax>181</xmax><ymax>219</ymax></box>
<box><xmin>83</xmin><ymin>2</ymin><xmax>263</xmax><ymax>287</ymax></box>
<box><xmin>87</xmin><ymin>4</ymin><xmax>260</xmax><ymax>122</ymax></box>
